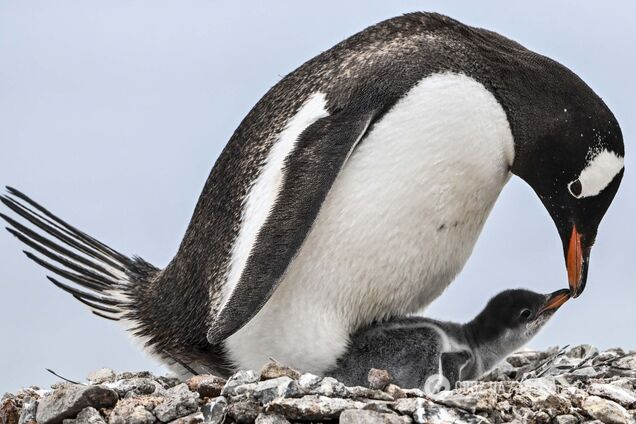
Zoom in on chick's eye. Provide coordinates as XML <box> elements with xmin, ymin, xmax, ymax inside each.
<box><xmin>568</xmin><ymin>179</ymin><xmax>582</xmax><ymax>198</ymax></box>
<box><xmin>519</xmin><ymin>309</ymin><xmax>532</xmax><ymax>321</ymax></box>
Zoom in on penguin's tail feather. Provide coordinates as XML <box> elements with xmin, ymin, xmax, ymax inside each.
<box><xmin>0</xmin><ymin>186</ymin><xmax>158</xmax><ymax>322</ymax></box>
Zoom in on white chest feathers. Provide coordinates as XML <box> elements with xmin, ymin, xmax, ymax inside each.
<box><xmin>226</xmin><ymin>72</ymin><xmax>515</xmax><ymax>373</ymax></box>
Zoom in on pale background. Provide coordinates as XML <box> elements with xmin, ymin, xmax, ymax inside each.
<box><xmin>1</xmin><ymin>1</ymin><xmax>634</xmax><ymax>393</ymax></box>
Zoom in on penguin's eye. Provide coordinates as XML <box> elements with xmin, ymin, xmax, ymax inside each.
<box><xmin>568</xmin><ymin>179</ymin><xmax>582</xmax><ymax>198</ymax></box>
<box><xmin>519</xmin><ymin>309</ymin><xmax>533</xmax><ymax>321</ymax></box>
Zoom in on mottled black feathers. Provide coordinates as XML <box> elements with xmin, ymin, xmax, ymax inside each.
<box><xmin>0</xmin><ymin>186</ymin><xmax>156</xmax><ymax>322</ymax></box>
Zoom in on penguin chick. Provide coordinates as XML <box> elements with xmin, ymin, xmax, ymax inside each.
<box><xmin>327</xmin><ymin>288</ymin><xmax>570</xmax><ymax>391</ymax></box>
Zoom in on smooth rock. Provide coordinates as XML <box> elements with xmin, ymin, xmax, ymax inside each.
<box><xmin>221</xmin><ymin>371</ymin><xmax>259</xmax><ymax>397</ymax></box>
<box><xmin>588</xmin><ymin>383</ymin><xmax>636</xmax><ymax>407</ymax></box>
<box><xmin>259</xmin><ymin>363</ymin><xmax>300</xmax><ymax>381</ymax></box>
<box><xmin>185</xmin><ymin>376</ymin><xmax>225</xmax><ymax>399</ymax></box>
<box><xmin>367</xmin><ymin>369</ymin><xmax>392</xmax><ymax>390</ymax></box>
<box><xmin>254</xmin><ymin>413</ymin><xmax>290</xmax><ymax>424</ymax></box>
<box><xmin>153</xmin><ymin>384</ymin><xmax>199</xmax><ymax>423</ymax></box>
<box><xmin>250</xmin><ymin>377</ymin><xmax>302</xmax><ymax>404</ymax></box>
<box><xmin>309</xmin><ymin>377</ymin><xmax>348</xmax><ymax>398</ymax></box>
<box><xmin>266</xmin><ymin>395</ymin><xmax>364</xmax><ymax>421</ymax></box>
<box><xmin>297</xmin><ymin>374</ymin><xmax>321</xmax><ymax>392</ymax></box>
<box><xmin>339</xmin><ymin>409</ymin><xmax>411</xmax><ymax>423</ymax></box>
<box><xmin>200</xmin><ymin>397</ymin><xmax>226</xmax><ymax>424</ymax></box>
<box><xmin>225</xmin><ymin>377</ymin><xmax>302</xmax><ymax>404</ymax></box>
<box><xmin>226</xmin><ymin>400</ymin><xmax>260</xmax><ymax>424</ymax></box>
<box><xmin>36</xmin><ymin>385</ymin><xmax>118</xmax><ymax>424</ymax></box>
<box><xmin>582</xmin><ymin>395</ymin><xmax>632</xmax><ymax>424</ymax></box>
<box><xmin>87</xmin><ymin>370</ymin><xmax>116</xmax><ymax>385</ymax></box>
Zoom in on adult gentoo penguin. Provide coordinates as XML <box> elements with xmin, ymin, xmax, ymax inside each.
<box><xmin>1</xmin><ymin>13</ymin><xmax>624</xmax><ymax>376</ymax></box>
<box><xmin>328</xmin><ymin>288</ymin><xmax>571</xmax><ymax>389</ymax></box>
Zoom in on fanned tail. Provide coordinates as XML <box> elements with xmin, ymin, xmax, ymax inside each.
<box><xmin>0</xmin><ymin>186</ymin><xmax>157</xmax><ymax>322</ymax></box>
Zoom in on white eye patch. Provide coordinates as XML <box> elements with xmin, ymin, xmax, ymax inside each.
<box><xmin>568</xmin><ymin>149</ymin><xmax>624</xmax><ymax>198</ymax></box>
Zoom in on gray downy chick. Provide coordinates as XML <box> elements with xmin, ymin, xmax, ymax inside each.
<box><xmin>327</xmin><ymin>288</ymin><xmax>570</xmax><ymax>391</ymax></box>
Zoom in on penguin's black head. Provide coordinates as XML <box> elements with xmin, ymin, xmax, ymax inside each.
<box><xmin>467</xmin><ymin>288</ymin><xmax>570</xmax><ymax>348</ymax></box>
<box><xmin>505</xmin><ymin>54</ymin><xmax>625</xmax><ymax>298</ymax></box>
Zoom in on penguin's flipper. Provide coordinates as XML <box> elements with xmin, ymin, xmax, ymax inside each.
<box><xmin>440</xmin><ymin>349</ymin><xmax>473</xmax><ymax>387</ymax></box>
<box><xmin>207</xmin><ymin>109</ymin><xmax>377</xmax><ymax>343</ymax></box>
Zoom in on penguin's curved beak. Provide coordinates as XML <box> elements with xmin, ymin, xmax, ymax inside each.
<box><xmin>565</xmin><ymin>225</ymin><xmax>590</xmax><ymax>298</ymax></box>
<box><xmin>537</xmin><ymin>288</ymin><xmax>571</xmax><ymax>316</ymax></box>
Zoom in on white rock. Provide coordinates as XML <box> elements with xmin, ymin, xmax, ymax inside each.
<box><xmin>582</xmin><ymin>395</ymin><xmax>632</xmax><ymax>424</ymax></box>
<box><xmin>309</xmin><ymin>377</ymin><xmax>348</xmax><ymax>398</ymax></box>
<box><xmin>588</xmin><ymin>383</ymin><xmax>636</xmax><ymax>407</ymax></box>
<box><xmin>254</xmin><ymin>412</ymin><xmax>290</xmax><ymax>424</ymax></box>
<box><xmin>297</xmin><ymin>373</ymin><xmax>322</xmax><ymax>392</ymax></box>
<box><xmin>200</xmin><ymin>396</ymin><xmax>227</xmax><ymax>424</ymax></box>
<box><xmin>339</xmin><ymin>409</ymin><xmax>412</xmax><ymax>423</ymax></box>
<box><xmin>86</xmin><ymin>369</ymin><xmax>116</xmax><ymax>385</ymax></box>
<box><xmin>221</xmin><ymin>370</ymin><xmax>259</xmax><ymax>396</ymax></box>
<box><xmin>266</xmin><ymin>395</ymin><xmax>365</xmax><ymax>421</ymax></box>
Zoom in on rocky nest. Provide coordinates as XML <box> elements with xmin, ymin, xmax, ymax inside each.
<box><xmin>2</xmin><ymin>345</ymin><xmax>636</xmax><ymax>424</ymax></box>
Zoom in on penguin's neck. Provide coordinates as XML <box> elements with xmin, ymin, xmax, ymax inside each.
<box><xmin>463</xmin><ymin>319</ymin><xmax>526</xmax><ymax>376</ymax></box>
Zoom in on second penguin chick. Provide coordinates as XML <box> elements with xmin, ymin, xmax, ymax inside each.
<box><xmin>327</xmin><ymin>288</ymin><xmax>570</xmax><ymax>390</ymax></box>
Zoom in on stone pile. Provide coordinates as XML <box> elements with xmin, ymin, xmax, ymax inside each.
<box><xmin>2</xmin><ymin>345</ymin><xmax>636</xmax><ymax>423</ymax></box>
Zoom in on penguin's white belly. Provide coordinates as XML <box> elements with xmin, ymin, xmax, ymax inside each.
<box><xmin>226</xmin><ymin>73</ymin><xmax>514</xmax><ymax>373</ymax></box>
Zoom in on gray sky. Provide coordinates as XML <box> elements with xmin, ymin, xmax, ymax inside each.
<box><xmin>1</xmin><ymin>1</ymin><xmax>634</xmax><ymax>394</ymax></box>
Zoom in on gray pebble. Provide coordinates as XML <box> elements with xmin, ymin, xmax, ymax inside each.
<box><xmin>200</xmin><ymin>397</ymin><xmax>226</xmax><ymax>424</ymax></box>
<box><xmin>254</xmin><ymin>412</ymin><xmax>290</xmax><ymax>424</ymax></box>
<box><xmin>153</xmin><ymin>384</ymin><xmax>199</xmax><ymax>422</ymax></box>
<box><xmin>339</xmin><ymin>409</ymin><xmax>412</xmax><ymax>423</ymax></box>
<box><xmin>36</xmin><ymin>384</ymin><xmax>118</xmax><ymax>424</ymax></box>
<box><xmin>87</xmin><ymin>369</ymin><xmax>116</xmax><ymax>385</ymax></box>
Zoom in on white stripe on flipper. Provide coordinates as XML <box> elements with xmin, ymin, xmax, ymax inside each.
<box><xmin>570</xmin><ymin>149</ymin><xmax>624</xmax><ymax>198</ymax></box>
<box><xmin>218</xmin><ymin>92</ymin><xmax>329</xmax><ymax>315</ymax></box>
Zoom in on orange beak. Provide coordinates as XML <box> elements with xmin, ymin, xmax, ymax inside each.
<box><xmin>566</xmin><ymin>225</ymin><xmax>583</xmax><ymax>296</ymax></box>
<box><xmin>538</xmin><ymin>288</ymin><xmax>571</xmax><ymax>315</ymax></box>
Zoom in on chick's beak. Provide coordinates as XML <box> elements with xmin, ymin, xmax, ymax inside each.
<box><xmin>538</xmin><ymin>288</ymin><xmax>571</xmax><ymax>316</ymax></box>
<box><xmin>566</xmin><ymin>225</ymin><xmax>589</xmax><ymax>298</ymax></box>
